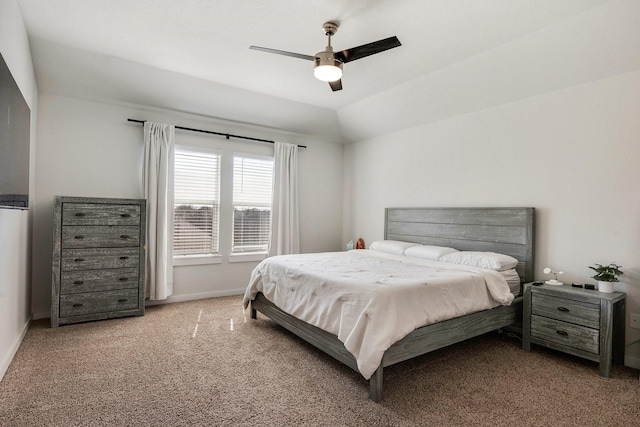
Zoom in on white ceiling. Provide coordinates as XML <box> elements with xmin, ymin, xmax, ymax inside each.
<box><xmin>16</xmin><ymin>0</ymin><xmax>640</xmax><ymax>141</ymax></box>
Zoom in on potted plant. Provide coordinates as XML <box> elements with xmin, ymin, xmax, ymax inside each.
<box><xmin>588</xmin><ymin>263</ymin><xmax>623</xmax><ymax>293</ymax></box>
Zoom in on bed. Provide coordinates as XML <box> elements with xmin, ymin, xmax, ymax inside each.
<box><xmin>244</xmin><ymin>207</ymin><xmax>535</xmax><ymax>401</ymax></box>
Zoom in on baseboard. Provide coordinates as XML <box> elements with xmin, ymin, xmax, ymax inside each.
<box><xmin>0</xmin><ymin>315</ymin><xmax>32</xmax><ymax>382</ymax></box>
<box><xmin>145</xmin><ymin>289</ymin><xmax>245</xmax><ymax>306</ymax></box>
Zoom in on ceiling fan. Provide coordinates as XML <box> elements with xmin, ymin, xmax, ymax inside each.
<box><xmin>250</xmin><ymin>22</ymin><xmax>401</xmax><ymax>92</ymax></box>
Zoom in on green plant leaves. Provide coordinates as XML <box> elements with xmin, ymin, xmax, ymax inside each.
<box><xmin>588</xmin><ymin>263</ymin><xmax>623</xmax><ymax>282</ymax></box>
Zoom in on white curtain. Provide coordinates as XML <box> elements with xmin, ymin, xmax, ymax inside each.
<box><xmin>268</xmin><ymin>141</ymin><xmax>300</xmax><ymax>256</ymax></box>
<box><xmin>143</xmin><ymin>122</ymin><xmax>175</xmax><ymax>300</ymax></box>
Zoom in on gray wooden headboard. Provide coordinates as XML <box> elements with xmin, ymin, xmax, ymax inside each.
<box><xmin>384</xmin><ymin>207</ymin><xmax>535</xmax><ymax>283</ymax></box>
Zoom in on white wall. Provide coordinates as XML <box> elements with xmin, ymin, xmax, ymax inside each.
<box><xmin>0</xmin><ymin>0</ymin><xmax>37</xmax><ymax>380</ymax></box>
<box><xmin>337</xmin><ymin>0</ymin><xmax>640</xmax><ymax>142</ymax></box>
<box><xmin>343</xmin><ymin>70</ymin><xmax>640</xmax><ymax>368</ymax></box>
<box><xmin>31</xmin><ymin>93</ymin><xmax>343</xmax><ymax>317</ymax></box>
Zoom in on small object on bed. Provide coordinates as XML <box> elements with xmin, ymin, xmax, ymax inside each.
<box><xmin>355</xmin><ymin>237</ymin><xmax>365</xmax><ymax>249</ymax></box>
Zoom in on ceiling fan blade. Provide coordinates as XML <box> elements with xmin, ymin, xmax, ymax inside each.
<box><xmin>249</xmin><ymin>46</ymin><xmax>315</xmax><ymax>61</ymax></box>
<box><xmin>328</xmin><ymin>79</ymin><xmax>343</xmax><ymax>92</ymax></box>
<box><xmin>335</xmin><ymin>36</ymin><xmax>401</xmax><ymax>63</ymax></box>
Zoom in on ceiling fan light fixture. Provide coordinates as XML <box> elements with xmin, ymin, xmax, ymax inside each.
<box><xmin>313</xmin><ymin>52</ymin><xmax>343</xmax><ymax>82</ymax></box>
<box><xmin>250</xmin><ymin>20</ymin><xmax>401</xmax><ymax>92</ymax></box>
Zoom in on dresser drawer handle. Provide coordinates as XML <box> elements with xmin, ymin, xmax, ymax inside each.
<box><xmin>557</xmin><ymin>307</ymin><xmax>570</xmax><ymax>312</ymax></box>
<box><xmin>119</xmin><ymin>256</ymin><xmax>129</xmax><ymax>260</ymax></box>
<box><xmin>74</xmin><ymin>235</ymin><xmax>85</xmax><ymax>240</ymax></box>
<box><xmin>556</xmin><ymin>330</ymin><xmax>569</xmax><ymax>336</ymax></box>
<box><xmin>120</xmin><ymin>213</ymin><xmax>131</xmax><ymax>218</ymax></box>
<box><xmin>118</xmin><ymin>298</ymin><xmax>128</xmax><ymax>303</ymax></box>
<box><xmin>75</xmin><ymin>212</ymin><xmax>86</xmax><ymax>217</ymax></box>
<box><xmin>74</xmin><ymin>258</ymin><xmax>85</xmax><ymax>262</ymax></box>
<box><xmin>119</xmin><ymin>277</ymin><xmax>129</xmax><ymax>281</ymax></box>
<box><xmin>72</xmin><ymin>303</ymin><xmax>83</xmax><ymax>307</ymax></box>
<box><xmin>73</xmin><ymin>280</ymin><xmax>84</xmax><ymax>285</ymax></box>
<box><xmin>120</xmin><ymin>235</ymin><xmax>131</xmax><ymax>240</ymax></box>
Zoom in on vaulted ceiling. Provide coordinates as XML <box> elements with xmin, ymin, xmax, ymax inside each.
<box><xmin>17</xmin><ymin>0</ymin><xmax>640</xmax><ymax>141</ymax></box>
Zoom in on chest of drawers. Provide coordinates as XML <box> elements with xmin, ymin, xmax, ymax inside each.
<box><xmin>522</xmin><ymin>283</ymin><xmax>625</xmax><ymax>377</ymax></box>
<box><xmin>51</xmin><ymin>196</ymin><xmax>146</xmax><ymax>327</ymax></box>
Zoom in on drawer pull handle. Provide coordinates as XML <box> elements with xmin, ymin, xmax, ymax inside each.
<box><xmin>120</xmin><ymin>235</ymin><xmax>131</xmax><ymax>240</ymax></box>
<box><xmin>556</xmin><ymin>330</ymin><xmax>569</xmax><ymax>336</ymax></box>
<box><xmin>557</xmin><ymin>307</ymin><xmax>570</xmax><ymax>312</ymax></box>
<box><xmin>74</xmin><ymin>258</ymin><xmax>85</xmax><ymax>262</ymax></box>
<box><xmin>75</xmin><ymin>212</ymin><xmax>86</xmax><ymax>217</ymax></box>
<box><xmin>119</xmin><ymin>277</ymin><xmax>129</xmax><ymax>281</ymax></box>
<box><xmin>118</xmin><ymin>298</ymin><xmax>128</xmax><ymax>302</ymax></box>
<box><xmin>120</xmin><ymin>213</ymin><xmax>131</xmax><ymax>218</ymax></box>
<box><xmin>74</xmin><ymin>235</ymin><xmax>85</xmax><ymax>240</ymax></box>
<box><xmin>72</xmin><ymin>303</ymin><xmax>83</xmax><ymax>307</ymax></box>
<box><xmin>73</xmin><ymin>280</ymin><xmax>84</xmax><ymax>285</ymax></box>
<box><xmin>119</xmin><ymin>256</ymin><xmax>129</xmax><ymax>260</ymax></box>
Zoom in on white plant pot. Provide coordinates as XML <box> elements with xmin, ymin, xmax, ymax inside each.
<box><xmin>598</xmin><ymin>281</ymin><xmax>614</xmax><ymax>293</ymax></box>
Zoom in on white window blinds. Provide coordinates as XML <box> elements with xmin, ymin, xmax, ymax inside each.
<box><xmin>173</xmin><ymin>147</ymin><xmax>220</xmax><ymax>256</ymax></box>
<box><xmin>232</xmin><ymin>155</ymin><xmax>274</xmax><ymax>254</ymax></box>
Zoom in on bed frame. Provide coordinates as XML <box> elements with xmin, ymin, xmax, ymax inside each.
<box><xmin>250</xmin><ymin>207</ymin><xmax>535</xmax><ymax>401</ymax></box>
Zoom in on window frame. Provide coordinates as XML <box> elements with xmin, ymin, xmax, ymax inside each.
<box><xmin>230</xmin><ymin>152</ymin><xmax>274</xmax><ymax>258</ymax></box>
<box><xmin>171</xmin><ymin>140</ymin><xmax>274</xmax><ymax>266</ymax></box>
<box><xmin>172</xmin><ymin>144</ymin><xmax>222</xmax><ymax>263</ymax></box>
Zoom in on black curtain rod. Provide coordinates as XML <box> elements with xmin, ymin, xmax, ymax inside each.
<box><xmin>127</xmin><ymin>119</ymin><xmax>307</xmax><ymax>149</ymax></box>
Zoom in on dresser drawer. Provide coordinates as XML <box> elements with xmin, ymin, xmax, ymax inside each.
<box><xmin>532</xmin><ymin>293</ymin><xmax>600</xmax><ymax>328</ymax></box>
<box><xmin>61</xmin><ymin>247</ymin><xmax>139</xmax><ymax>271</ymax></box>
<box><xmin>59</xmin><ymin>288</ymin><xmax>139</xmax><ymax>318</ymax></box>
<box><xmin>61</xmin><ymin>226</ymin><xmax>140</xmax><ymax>248</ymax></box>
<box><xmin>531</xmin><ymin>315</ymin><xmax>599</xmax><ymax>354</ymax></box>
<box><xmin>62</xmin><ymin>203</ymin><xmax>141</xmax><ymax>226</ymax></box>
<box><xmin>60</xmin><ymin>268</ymin><xmax>139</xmax><ymax>294</ymax></box>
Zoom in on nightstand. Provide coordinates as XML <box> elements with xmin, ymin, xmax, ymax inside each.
<box><xmin>522</xmin><ymin>283</ymin><xmax>625</xmax><ymax>377</ymax></box>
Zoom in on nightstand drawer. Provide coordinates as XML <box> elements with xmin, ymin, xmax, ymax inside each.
<box><xmin>532</xmin><ymin>293</ymin><xmax>600</xmax><ymax>328</ymax></box>
<box><xmin>531</xmin><ymin>315</ymin><xmax>599</xmax><ymax>354</ymax></box>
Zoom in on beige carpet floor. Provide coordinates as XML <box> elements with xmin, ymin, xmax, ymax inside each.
<box><xmin>1</xmin><ymin>295</ymin><xmax>638</xmax><ymax>426</ymax></box>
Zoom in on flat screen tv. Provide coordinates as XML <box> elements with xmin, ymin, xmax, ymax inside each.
<box><xmin>0</xmin><ymin>52</ymin><xmax>31</xmax><ymax>209</ymax></box>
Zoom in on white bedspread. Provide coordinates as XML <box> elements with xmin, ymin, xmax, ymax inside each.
<box><xmin>242</xmin><ymin>249</ymin><xmax>514</xmax><ymax>379</ymax></box>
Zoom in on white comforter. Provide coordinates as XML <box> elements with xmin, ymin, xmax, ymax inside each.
<box><xmin>242</xmin><ymin>249</ymin><xmax>514</xmax><ymax>379</ymax></box>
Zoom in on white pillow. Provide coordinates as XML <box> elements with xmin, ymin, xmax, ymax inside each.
<box><xmin>438</xmin><ymin>251</ymin><xmax>519</xmax><ymax>271</ymax></box>
<box><xmin>369</xmin><ymin>240</ymin><xmax>419</xmax><ymax>255</ymax></box>
<box><xmin>403</xmin><ymin>245</ymin><xmax>458</xmax><ymax>260</ymax></box>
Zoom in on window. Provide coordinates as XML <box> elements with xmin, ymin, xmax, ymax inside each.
<box><xmin>173</xmin><ymin>147</ymin><xmax>220</xmax><ymax>256</ymax></box>
<box><xmin>232</xmin><ymin>155</ymin><xmax>274</xmax><ymax>254</ymax></box>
